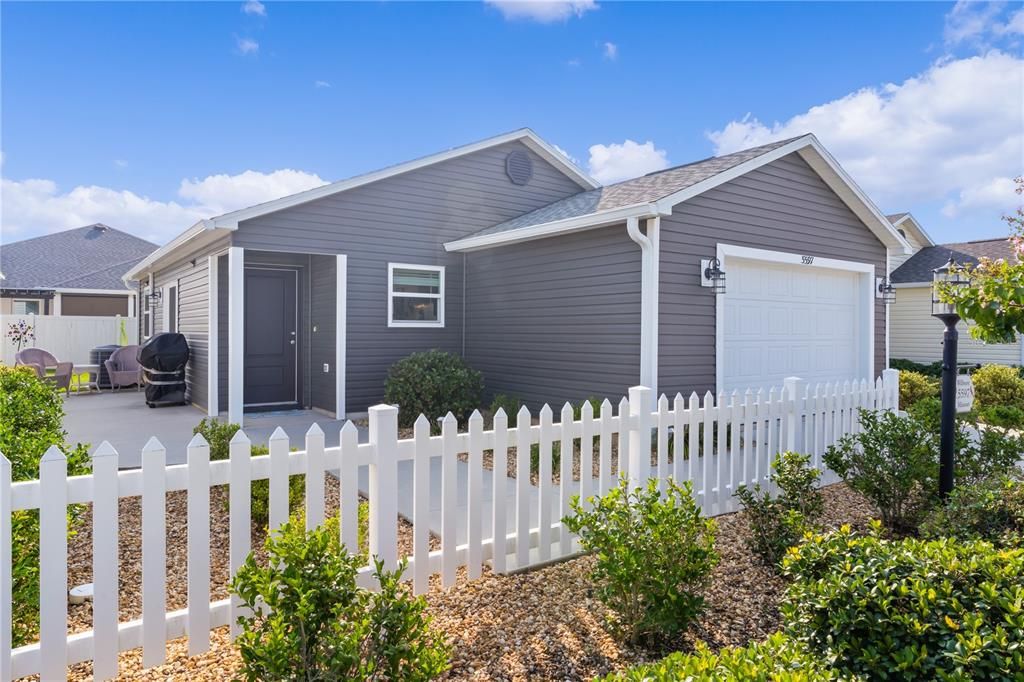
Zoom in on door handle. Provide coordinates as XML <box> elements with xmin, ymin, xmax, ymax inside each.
<box><xmin>289</xmin><ymin>339</ymin><xmax>296</xmax><ymax>345</ymax></box>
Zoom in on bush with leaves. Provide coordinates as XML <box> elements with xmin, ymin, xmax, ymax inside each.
<box><xmin>0</xmin><ymin>366</ymin><xmax>90</xmax><ymax>646</ymax></box>
<box><xmin>384</xmin><ymin>349</ymin><xmax>483</xmax><ymax>430</ymax></box>
<box><xmin>734</xmin><ymin>451</ymin><xmax>823</xmax><ymax>568</ymax></box>
<box><xmin>889</xmin><ymin>358</ymin><xmax>943</xmax><ymax>378</ymax></box>
<box><xmin>193</xmin><ymin>418</ymin><xmax>304</xmax><ymax>527</ymax></box>
<box><xmin>563</xmin><ymin>478</ymin><xmax>717</xmax><ymax>645</ymax></box>
<box><xmin>972</xmin><ymin>363</ymin><xmax>1024</xmax><ymax>410</ymax></box>
<box><xmin>957</xmin><ymin>426</ymin><xmax>1024</xmax><ymax>484</ymax></box>
<box><xmin>597</xmin><ymin>632</ymin><xmax>841</xmax><ymax>681</ymax></box>
<box><xmin>921</xmin><ymin>474</ymin><xmax>1024</xmax><ymax>547</ymax></box>
<box><xmin>782</xmin><ymin>522</ymin><xmax>1024</xmax><ymax>680</ymax></box>
<box><xmin>898</xmin><ymin>370</ymin><xmax>939</xmax><ymax>410</ymax></box>
<box><xmin>231</xmin><ymin>516</ymin><xmax>449</xmax><ymax>681</ymax></box>
<box><xmin>824</xmin><ymin>409</ymin><xmax>937</xmax><ymax>532</ymax></box>
<box><xmin>488</xmin><ymin>393</ymin><xmax>522</xmax><ymax>428</ymax></box>
<box><xmin>979</xmin><ymin>404</ymin><xmax>1024</xmax><ymax>429</ymax></box>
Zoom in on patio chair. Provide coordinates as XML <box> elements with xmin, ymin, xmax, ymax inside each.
<box><xmin>104</xmin><ymin>345</ymin><xmax>142</xmax><ymax>391</ymax></box>
<box><xmin>15</xmin><ymin>347</ymin><xmax>74</xmax><ymax>396</ymax></box>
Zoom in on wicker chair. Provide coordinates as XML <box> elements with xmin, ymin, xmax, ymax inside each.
<box><xmin>104</xmin><ymin>345</ymin><xmax>142</xmax><ymax>391</ymax></box>
<box><xmin>15</xmin><ymin>348</ymin><xmax>74</xmax><ymax>396</ymax></box>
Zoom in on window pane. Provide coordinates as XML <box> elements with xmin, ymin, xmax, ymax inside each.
<box><xmin>168</xmin><ymin>287</ymin><xmax>177</xmax><ymax>332</ymax></box>
<box><xmin>392</xmin><ymin>296</ymin><xmax>439</xmax><ymax>322</ymax></box>
<box><xmin>393</xmin><ymin>268</ymin><xmax>440</xmax><ymax>294</ymax></box>
<box><xmin>13</xmin><ymin>301</ymin><xmax>40</xmax><ymax>315</ymax></box>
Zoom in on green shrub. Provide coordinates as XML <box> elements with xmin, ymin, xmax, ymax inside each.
<box><xmin>193</xmin><ymin>419</ymin><xmax>304</xmax><ymax>527</ymax></box>
<box><xmin>734</xmin><ymin>451</ymin><xmax>823</xmax><ymax>568</ymax></box>
<box><xmin>898</xmin><ymin>370</ymin><xmax>939</xmax><ymax>410</ymax></box>
<box><xmin>488</xmin><ymin>393</ymin><xmax>522</xmax><ymax>428</ymax></box>
<box><xmin>906</xmin><ymin>395</ymin><xmax>942</xmax><ymax>432</ymax></box>
<box><xmin>958</xmin><ymin>426</ymin><xmax>1024</xmax><ymax>484</ymax></box>
<box><xmin>824</xmin><ymin>409</ymin><xmax>937</xmax><ymax>532</ymax></box>
<box><xmin>384</xmin><ymin>349</ymin><xmax>484</xmax><ymax>429</ymax></box>
<box><xmin>0</xmin><ymin>366</ymin><xmax>90</xmax><ymax>646</ymax></box>
<box><xmin>573</xmin><ymin>396</ymin><xmax>603</xmax><ymax>420</ymax></box>
<box><xmin>231</xmin><ymin>517</ymin><xmax>449</xmax><ymax>681</ymax></box>
<box><xmin>920</xmin><ymin>475</ymin><xmax>1024</xmax><ymax>547</ymax></box>
<box><xmin>563</xmin><ymin>478</ymin><xmax>718</xmax><ymax>645</ymax></box>
<box><xmin>782</xmin><ymin>522</ymin><xmax>1024</xmax><ymax>680</ymax></box>
<box><xmin>597</xmin><ymin>632</ymin><xmax>841</xmax><ymax>681</ymax></box>
<box><xmin>890</xmin><ymin>358</ymin><xmax>943</xmax><ymax>377</ymax></box>
<box><xmin>972</xmin><ymin>363</ymin><xmax>1024</xmax><ymax>410</ymax></box>
<box><xmin>979</xmin><ymin>404</ymin><xmax>1024</xmax><ymax>429</ymax></box>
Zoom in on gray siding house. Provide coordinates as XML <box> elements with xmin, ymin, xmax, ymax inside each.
<box><xmin>125</xmin><ymin>129</ymin><xmax>910</xmax><ymax>423</ymax></box>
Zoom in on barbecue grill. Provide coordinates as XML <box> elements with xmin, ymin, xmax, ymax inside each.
<box><xmin>137</xmin><ymin>333</ymin><xmax>190</xmax><ymax>407</ymax></box>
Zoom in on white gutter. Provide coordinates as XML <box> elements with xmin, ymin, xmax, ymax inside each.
<box><xmin>627</xmin><ymin>215</ymin><xmax>660</xmax><ymax>403</ymax></box>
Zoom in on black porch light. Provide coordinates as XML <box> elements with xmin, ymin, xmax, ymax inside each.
<box><xmin>877</xmin><ymin>278</ymin><xmax>896</xmax><ymax>305</ymax></box>
<box><xmin>703</xmin><ymin>257</ymin><xmax>726</xmax><ymax>295</ymax></box>
<box><xmin>931</xmin><ymin>255</ymin><xmax>970</xmax><ymax>500</ymax></box>
<box><xmin>146</xmin><ymin>289</ymin><xmax>162</xmax><ymax>303</ymax></box>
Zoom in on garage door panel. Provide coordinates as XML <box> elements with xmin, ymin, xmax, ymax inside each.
<box><xmin>722</xmin><ymin>257</ymin><xmax>865</xmax><ymax>392</ymax></box>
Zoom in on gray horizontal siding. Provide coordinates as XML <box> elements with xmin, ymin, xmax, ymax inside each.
<box><xmin>658</xmin><ymin>152</ymin><xmax>888</xmax><ymax>398</ymax></box>
<box><xmin>232</xmin><ymin>141</ymin><xmax>585</xmax><ymax>412</ymax></box>
<box><xmin>465</xmin><ymin>225</ymin><xmax>641</xmax><ymax>410</ymax></box>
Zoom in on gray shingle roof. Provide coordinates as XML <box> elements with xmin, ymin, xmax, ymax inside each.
<box><xmin>0</xmin><ymin>224</ymin><xmax>158</xmax><ymax>290</ymax></box>
<box><xmin>891</xmin><ymin>238</ymin><xmax>1017</xmax><ymax>283</ymax></box>
<box><xmin>887</xmin><ymin>212</ymin><xmax>910</xmax><ymax>223</ymax></box>
<box><xmin>467</xmin><ymin>137</ymin><xmax>804</xmax><ymax>238</ymax></box>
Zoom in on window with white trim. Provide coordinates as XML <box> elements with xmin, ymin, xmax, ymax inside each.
<box><xmin>12</xmin><ymin>299</ymin><xmax>41</xmax><ymax>315</ymax></box>
<box><xmin>388</xmin><ymin>264</ymin><xmax>444</xmax><ymax>327</ymax></box>
<box><xmin>165</xmin><ymin>283</ymin><xmax>178</xmax><ymax>332</ymax></box>
<box><xmin>142</xmin><ymin>287</ymin><xmax>152</xmax><ymax>338</ymax></box>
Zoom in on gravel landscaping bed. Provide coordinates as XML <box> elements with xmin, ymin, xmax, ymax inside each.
<box><xmin>51</xmin><ymin>483</ymin><xmax>875</xmax><ymax>681</ymax></box>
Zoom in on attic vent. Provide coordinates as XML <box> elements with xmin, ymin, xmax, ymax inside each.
<box><xmin>505</xmin><ymin>150</ymin><xmax>533</xmax><ymax>185</ymax></box>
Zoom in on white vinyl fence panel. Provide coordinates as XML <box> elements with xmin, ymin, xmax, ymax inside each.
<box><xmin>1</xmin><ymin>371</ymin><xmax>900</xmax><ymax>679</ymax></box>
<box><xmin>1</xmin><ymin>315</ymin><xmax>137</xmax><ymax>365</ymax></box>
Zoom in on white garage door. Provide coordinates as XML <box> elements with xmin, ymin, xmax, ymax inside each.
<box><xmin>722</xmin><ymin>258</ymin><xmax>866</xmax><ymax>393</ymax></box>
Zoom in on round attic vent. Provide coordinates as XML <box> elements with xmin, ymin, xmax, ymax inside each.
<box><xmin>505</xmin><ymin>150</ymin><xmax>533</xmax><ymax>185</ymax></box>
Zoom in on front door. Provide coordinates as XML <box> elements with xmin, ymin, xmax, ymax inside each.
<box><xmin>244</xmin><ymin>268</ymin><xmax>298</xmax><ymax>407</ymax></box>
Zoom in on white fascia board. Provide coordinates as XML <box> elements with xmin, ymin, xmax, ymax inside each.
<box><xmin>891</xmin><ymin>213</ymin><xmax>936</xmax><ymax>247</ymax></box>
<box><xmin>210</xmin><ymin>129</ymin><xmax>598</xmax><ymax>232</ymax></box>
<box><xmin>444</xmin><ymin>203</ymin><xmax>659</xmax><ymax>252</ymax></box>
<box><xmin>53</xmin><ymin>287</ymin><xmax>135</xmax><ymax>295</ymax></box>
<box><xmin>892</xmin><ymin>282</ymin><xmax>931</xmax><ymax>289</ymax></box>
<box><xmin>122</xmin><ymin>219</ymin><xmax>214</xmax><ymax>281</ymax></box>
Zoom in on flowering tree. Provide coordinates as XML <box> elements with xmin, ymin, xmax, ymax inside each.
<box><xmin>939</xmin><ymin>177</ymin><xmax>1024</xmax><ymax>344</ymax></box>
<box><xmin>6</xmin><ymin>319</ymin><xmax>35</xmax><ymax>352</ymax></box>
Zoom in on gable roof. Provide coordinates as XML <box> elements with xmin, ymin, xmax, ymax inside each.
<box><xmin>1</xmin><ymin>224</ymin><xmax>157</xmax><ymax>291</ymax></box>
<box><xmin>891</xmin><ymin>237</ymin><xmax>1017</xmax><ymax>284</ymax></box>
<box><xmin>887</xmin><ymin>212</ymin><xmax>935</xmax><ymax>248</ymax></box>
<box><xmin>125</xmin><ymin>128</ymin><xmax>597</xmax><ymax>280</ymax></box>
<box><xmin>445</xmin><ymin>134</ymin><xmax>911</xmax><ymax>254</ymax></box>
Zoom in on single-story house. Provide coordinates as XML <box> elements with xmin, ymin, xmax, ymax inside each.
<box><xmin>1</xmin><ymin>223</ymin><xmax>155</xmax><ymax>317</ymax></box>
<box><xmin>888</xmin><ymin>213</ymin><xmax>1022</xmax><ymax>366</ymax></box>
<box><xmin>124</xmin><ymin>129</ymin><xmax>911</xmax><ymax>423</ymax></box>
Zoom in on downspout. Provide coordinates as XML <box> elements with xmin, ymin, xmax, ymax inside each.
<box><xmin>627</xmin><ymin>215</ymin><xmax>660</xmax><ymax>403</ymax></box>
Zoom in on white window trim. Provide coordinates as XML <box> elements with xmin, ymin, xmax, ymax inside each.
<box><xmin>12</xmin><ymin>299</ymin><xmax>42</xmax><ymax>315</ymax></box>
<box><xmin>163</xmin><ymin>281</ymin><xmax>179</xmax><ymax>333</ymax></box>
<box><xmin>387</xmin><ymin>263</ymin><xmax>445</xmax><ymax>328</ymax></box>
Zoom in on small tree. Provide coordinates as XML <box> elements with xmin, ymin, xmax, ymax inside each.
<box><xmin>938</xmin><ymin>177</ymin><xmax>1024</xmax><ymax>344</ymax></box>
<box><xmin>6</xmin><ymin>319</ymin><xmax>35</xmax><ymax>352</ymax></box>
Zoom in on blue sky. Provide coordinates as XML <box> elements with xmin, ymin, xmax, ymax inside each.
<box><xmin>2</xmin><ymin>1</ymin><xmax>1022</xmax><ymax>245</ymax></box>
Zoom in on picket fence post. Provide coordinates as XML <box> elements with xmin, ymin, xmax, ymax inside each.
<box><xmin>627</xmin><ymin>386</ymin><xmax>652</xmax><ymax>490</ymax></box>
<box><xmin>0</xmin><ymin>453</ymin><xmax>10</xmax><ymax>682</ymax></box>
<box><xmin>92</xmin><ymin>442</ymin><xmax>120</xmax><ymax>680</ymax></box>
<box><xmin>39</xmin><ymin>446</ymin><xmax>67</xmax><ymax>682</ymax></box>
<box><xmin>228</xmin><ymin>430</ymin><xmax>251</xmax><ymax>639</ymax></box>
<box><xmin>368</xmin><ymin>403</ymin><xmax>399</xmax><ymax>574</ymax></box>
<box><xmin>883</xmin><ymin>368</ymin><xmax>900</xmax><ymax>411</ymax></box>
<box><xmin>783</xmin><ymin>377</ymin><xmax>807</xmax><ymax>454</ymax></box>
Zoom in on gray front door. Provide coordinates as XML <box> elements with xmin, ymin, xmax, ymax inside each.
<box><xmin>244</xmin><ymin>268</ymin><xmax>298</xmax><ymax>407</ymax></box>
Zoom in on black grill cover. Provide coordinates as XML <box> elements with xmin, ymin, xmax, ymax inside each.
<box><xmin>138</xmin><ymin>333</ymin><xmax>190</xmax><ymax>407</ymax></box>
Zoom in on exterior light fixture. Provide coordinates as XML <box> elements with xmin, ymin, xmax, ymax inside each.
<box><xmin>930</xmin><ymin>254</ymin><xmax>970</xmax><ymax>500</ymax></box>
<box><xmin>146</xmin><ymin>289</ymin><xmax>162</xmax><ymax>304</ymax></box>
<box><xmin>701</xmin><ymin>257</ymin><xmax>726</xmax><ymax>294</ymax></box>
<box><xmin>877</xmin><ymin>278</ymin><xmax>896</xmax><ymax>305</ymax></box>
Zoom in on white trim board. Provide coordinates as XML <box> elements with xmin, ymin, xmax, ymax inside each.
<box><xmin>335</xmin><ymin>254</ymin><xmax>347</xmax><ymax>419</ymax></box>
<box><xmin>714</xmin><ymin>243</ymin><xmax>876</xmax><ymax>393</ymax></box>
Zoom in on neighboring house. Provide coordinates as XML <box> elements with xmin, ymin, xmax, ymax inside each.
<box><xmin>888</xmin><ymin>214</ymin><xmax>1022</xmax><ymax>366</ymax></box>
<box><xmin>125</xmin><ymin>129</ymin><xmax>910</xmax><ymax>423</ymax></box>
<box><xmin>0</xmin><ymin>223</ymin><xmax>156</xmax><ymax>317</ymax></box>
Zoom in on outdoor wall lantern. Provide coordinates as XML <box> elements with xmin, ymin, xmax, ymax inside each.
<box><xmin>701</xmin><ymin>257</ymin><xmax>726</xmax><ymax>295</ymax></box>
<box><xmin>931</xmin><ymin>255</ymin><xmax>970</xmax><ymax>499</ymax></box>
<box><xmin>146</xmin><ymin>289</ymin><xmax>162</xmax><ymax>303</ymax></box>
<box><xmin>877</xmin><ymin>278</ymin><xmax>896</xmax><ymax>305</ymax></box>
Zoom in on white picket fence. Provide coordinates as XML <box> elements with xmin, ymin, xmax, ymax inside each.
<box><xmin>1</xmin><ymin>315</ymin><xmax>137</xmax><ymax>366</ymax></box>
<box><xmin>0</xmin><ymin>370</ymin><xmax>899</xmax><ymax>680</ymax></box>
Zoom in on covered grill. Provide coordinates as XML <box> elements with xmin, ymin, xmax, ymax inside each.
<box><xmin>138</xmin><ymin>333</ymin><xmax>190</xmax><ymax>407</ymax></box>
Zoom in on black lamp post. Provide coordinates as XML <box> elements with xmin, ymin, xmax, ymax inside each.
<box><xmin>931</xmin><ymin>255</ymin><xmax>970</xmax><ymax>499</ymax></box>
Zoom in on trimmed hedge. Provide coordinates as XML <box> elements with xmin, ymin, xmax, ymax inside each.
<box><xmin>782</xmin><ymin>523</ymin><xmax>1024</xmax><ymax>680</ymax></box>
<box><xmin>898</xmin><ymin>370</ymin><xmax>939</xmax><ymax>410</ymax></box>
<box><xmin>384</xmin><ymin>350</ymin><xmax>484</xmax><ymax>429</ymax></box>
<box><xmin>890</xmin><ymin>358</ymin><xmax>943</xmax><ymax>378</ymax></box>
<box><xmin>972</xmin><ymin>364</ymin><xmax>1024</xmax><ymax>411</ymax></box>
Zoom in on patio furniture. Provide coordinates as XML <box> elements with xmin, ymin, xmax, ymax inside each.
<box><xmin>15</xmin><ymin>347</ymin><xmax>74</xmax><ymax>396</ymax></box>
<box><xmin>73</xmin><ymin>363</ymin><xmax>103</xmax><ymax>394</ymax></box>
<box><xmin>103</xmin><ymin>345</ymin><xmax>142</xmax><ymax>391</ymax></box>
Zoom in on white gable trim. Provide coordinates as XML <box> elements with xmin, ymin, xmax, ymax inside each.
<box><xmin>890</xmin><ymin>213</ymin><xmax>936</xmax><ymax>248</ymax></box>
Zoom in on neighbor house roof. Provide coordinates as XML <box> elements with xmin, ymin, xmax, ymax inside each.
<box><xmin>125</xmin><ymin>128</ymin><xmax>598</xmax><ymax>280</ymax></box>
<box><xmin>891</xmin><ymin>238</ymin><xmax>1017</xmax><ymax>284</ymax></box>
<box><xmin>886</xmin><ymin>212</ymin><xmax>935</xmax><ymax>249</ymax></box>
<box><xmin>1</xmin><ymin>224</ymin><xmax>157</xmax><ymax>291</ymax></box>
<box><xmin>444</xmin><ymin>134</ymin><xmax>912</xmax><ymax>254</ymax></box>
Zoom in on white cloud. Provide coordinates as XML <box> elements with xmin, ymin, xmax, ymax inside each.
<box><xmin>314</xmin><ymin>80</ymin><xmax>331</xmax><ymax>89</ymax></box>
<box><xmin>567</xmin><ymin>57</ymin><xmax>581</xmax><ymax>67</ymax></box>
<box><xmin>944</xmin><ymin>1</ymin><xmax>1023</xmax><ymax>46</ymax></box>
<box><xmin>602</xmin><ymin>41</ymin><xmax>618</xmax><ymax>60</ymax></box>
<box><xmin>113</xmin><ymin>159</ymin><xmax>128</xmax><ymax>168</ymax></box>
<box><xmin>235</xmin><ymin>36</ymin><xmax>259</xmax><ymax>55</ymax></box>
<box><xmin>242</xmin><ymin>0</ymin><xmax>265</xmax><ymax>16</ymax></box>
<box><xmin>942</xmin><ymin>176</ymin><xmax>1018</xmax><ymax>218</ymax></box>
<box><xmin>552</xmin><ymin>144</ymin><xmax>580</xmax><ymax>166</ymax></box>
<box><xmin>587</xmin><ymin>139</ymin><xmax>669</xmax><ymax>184</ymax></box>
<box><xmin>2</xmin><ymin>169</ymin><xmax>326</xmax><ymax>245</ymax></box>
<box><xmin>485</xmin><ymin>0</ymin><xmax>597</xmax><ymax>23</ymax></box>
<box><xmin>707</xmin><ymin>51</ymin><xmax>1024</xmax><ymax>222</ymax></box>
